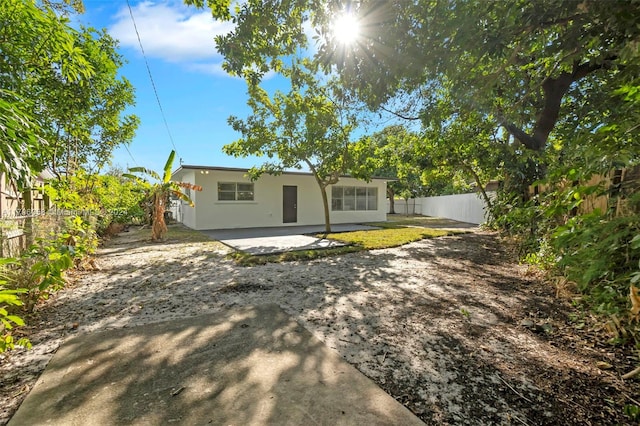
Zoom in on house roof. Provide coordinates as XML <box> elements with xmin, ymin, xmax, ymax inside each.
<box><xmin>37</xmin><ymin>170</ymin><xmax>56</xmax><ymax>181</ymax></box>
<box><xmin>172</xmin><ymin>165</ymin><xmax>394</xmax><ymax>181</ymax></box>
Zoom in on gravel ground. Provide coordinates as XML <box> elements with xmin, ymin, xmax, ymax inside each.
<box><xmin>1</xmin><ymin>225</ymin><xmax>638</xmax><ymax>425</ymax></box>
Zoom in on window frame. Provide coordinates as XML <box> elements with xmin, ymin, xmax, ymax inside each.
<box><xmin>217</xmin><ymin>181</ymin><xmax>255</xmax><ymax>202</ymax></box>
<box><xmin>331</xmin><ymin>186</ymin><xmax>378</xmax><ymax>211</ymax></box>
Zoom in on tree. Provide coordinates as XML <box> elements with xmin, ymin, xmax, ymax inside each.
<box><xmin>0</xmin><ymin>1</ymin><xmax>138</xmax><ymax>189</ymax></box>
<box><xmin>125</xmin><ymin>151</ymin><xmax>202</xmax><ymax>241</ymax></box>
<box><xmin>351</xmin><ymin>125</ymin><xmax>427</xmax><ymax>214</ymax></box>
<box><xmin>0</xmin><ymin>93</ymin><xmax>41</xmax><ymax>188</ymax></box>
<box><xmin>190</xmin><ymin>0</ymin><xmax>639</xmax><ymax>176</ymax></box>
<box><xmin>35</xmin><ymin>27</ymin><xmax>139</xmax><ymax>177</ymax></box>
<box><xmin>419</xmin><ymin>87</ymin><xmax>512</xmax><ymax>212</ymax></box>
<box><xmin>224</xmin><ymin>61</ymin><xmax>357</xmax><ymax>232</ymax></box>
<box><xmin>0</xmin><ymin>0</ymin><xmax>92</xmax><ymax>186</ymax></box>
<box><xmin>320</xmin><ymin>1</ymin><xmax>639</xmax><ymax>156</ymax></box>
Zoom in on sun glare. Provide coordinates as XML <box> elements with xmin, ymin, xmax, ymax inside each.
<box><xmin>333</xmin><ymin>13</ymin><xmax>360</xmax><ymax>45</ymax></box>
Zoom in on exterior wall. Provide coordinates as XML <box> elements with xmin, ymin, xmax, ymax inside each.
<box><xmin>173</xmin><ymin>168</ymin><xmax>387</xmax><ymax>230</ymax></box>
<box><xmin>179</xmin><ymin>171</ymin><xmax>197</xmax><ymax>229</ymax></box>
<box><xmin>417</xmin><ymin>192</ymin><xmax>495</xmax><ymax>224</ymax></box>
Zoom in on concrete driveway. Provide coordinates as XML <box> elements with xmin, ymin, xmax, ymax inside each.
<box><xmin>9</xmin><ymin>305</ymin><xmax>423</xmax><ymax>426</ymax></box>
<box><xmin>201</xmin><ymin>224</ymin><xmax>379</xmax><ymax>255</ymax></box>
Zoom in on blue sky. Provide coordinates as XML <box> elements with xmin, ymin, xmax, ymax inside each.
<box><xmin>78</xmin><ymin>0</ymin><xmax>291</xmax><ymax>174</ymax></box>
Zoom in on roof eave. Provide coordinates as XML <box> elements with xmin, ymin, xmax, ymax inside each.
<box><xmin>174</xmin><ymin>165</ymin><xmax>392</xmax><ymax>181</ymax></box>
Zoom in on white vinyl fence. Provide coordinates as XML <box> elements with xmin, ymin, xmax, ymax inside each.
<box><xmin>387</xmin><ymin>191</ymin><xmax>495</xmax><ymax>224</ymax></box>
<box><xmin>388</xmin><ymin>198</ymin><xmax>423</xmax><ymax>215</ymax></box>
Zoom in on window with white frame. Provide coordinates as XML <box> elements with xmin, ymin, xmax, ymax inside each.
<box><xmin>331</xmin><ymin>186</ymin><xmax>377</xmax><ymax>211</ymax></box>
<box><xmin>218</xmin><ymin>182</ymin><xmax>254</xmax><ymax>201</ymax></box>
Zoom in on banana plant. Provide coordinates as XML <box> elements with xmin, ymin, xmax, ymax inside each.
<box><xmin>124</xmin><ymin>150</ymin><xmax>202</xmax><ymax>241</ymax></box>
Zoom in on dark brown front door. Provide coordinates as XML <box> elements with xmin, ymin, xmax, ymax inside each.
<box><xmin>283</xmin><ymin>185</ymin><xmax>297</xmax><ymax>223</ymax></box>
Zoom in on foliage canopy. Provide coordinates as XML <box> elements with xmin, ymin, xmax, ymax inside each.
<box><xmin>0</xmin><ymin>0</ymin><xmax>138</xmax><ymax>187</ymax></box>
<box><xmin>224</xmin><ymin>61</ymin><xmax>358</xmax><ymax>232</ymax></box>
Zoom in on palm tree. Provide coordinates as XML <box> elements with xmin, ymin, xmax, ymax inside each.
<box><xmin>125</xmin><ymin>150</ymin><xmax>201</xmax><ymax>241</ymax></box>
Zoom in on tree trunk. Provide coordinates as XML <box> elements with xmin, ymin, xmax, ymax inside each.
<box><xmin>22</xmin><ymin>186</ymin><xmax>34</xmax><ymax>246</ymax></box>
<box><xmin>319</xmin><ymin>183</ymin><xmax>332</xmax><ymax>233</ymax></box>
<box><xmin>151</xmin><ymin>193</ymin><xmax>167</xmax><ymax>241</ymax></box>
<box><xmin>464</xmin><ymin>164</ymin><xmax>494</xmax><ymax>217</ymax></box>
<box><xmin>387</xmin><ymin>187</ymin><xmax>396</xmax><ymax>214</ymax></box>
<box><xmin>505</xmin><ymin>60</ymin><xmax>607</xmax><ymax>152</ymax></box>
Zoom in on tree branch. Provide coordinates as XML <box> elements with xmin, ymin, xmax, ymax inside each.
<box><xmin>501</xmin><ymin>122</ymin><xmax>539</xmax><ymax>150</ymax></box>
<box><xmin>504</xmin><ymin>57</ymin><xmax>614</xmax><ymax>150</ymax></box>
<box><xmin>519</xmin><ymin>13</ymin><xmax>587</xmax><ymax>34</ymax></box>
<box><xmin>380</xmin><ymin>105</ymin><xmax>422</xmax><ymax>121</ymax></box>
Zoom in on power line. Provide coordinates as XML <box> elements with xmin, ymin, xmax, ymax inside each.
<box><xmin>126</xmin><ymin>0</ymin><xmax>179</xmax><ymax>156</ymax></box>
<box><xmin>123</xmin><ymin>144</ymin><xmax>138</xmax><ymax>167</ymax></box>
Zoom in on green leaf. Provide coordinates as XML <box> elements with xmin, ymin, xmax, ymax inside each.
<box><xmin>162</xmin><ymin>150</ymin><xmax>176</xmax><ymax>183</ymax></box>
<box><xmin>6</xmin><ymin>315</ymin><xmax>25</xmax><ymax>326</ymax></box>
<box><xmin>127</xmin><ymin>168</ymin><xmax>160</xmax><ymax>181</ymax></box>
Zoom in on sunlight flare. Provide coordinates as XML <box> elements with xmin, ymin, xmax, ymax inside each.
<box><xmin>333</xmin><ymin>13</ymin><xmax>360</xmax><ymax>44</ymax></box>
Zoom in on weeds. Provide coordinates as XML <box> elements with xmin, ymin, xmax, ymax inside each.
<box><xmin>0</xmin><ymin>215</ymin><xmax>98</xmax><ymax>352</ymax></box>
<box><xmin>0</xmin><ymin>259</ymin><xmax>30</xmax><ymax>352</ymax></box>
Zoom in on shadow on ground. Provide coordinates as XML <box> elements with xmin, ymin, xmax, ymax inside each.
<box><xmin>10</xmin><ymin>305</ymin><xmax>421</xmax><ymax>425</ymax></box>
<box><xmin>2</xmin><ymin>228</ymin><xmax>635</xmax><ymax>425</ymax></box>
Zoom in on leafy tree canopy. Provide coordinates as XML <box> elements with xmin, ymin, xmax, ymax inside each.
<box><xmin>0</xmin><ymin>0</ymin><xmax>138</xmax><ymax>187</ymax></box>
<box><xmin>0</xmin><ymin>0</ymin><xmax>88</xmax><ymax>185</ymax></box>
<box><xmin>224</xmin><ymin>60</ymin><xmax>358</xmax><ymax>232</ymax></box>
<box><xmin>35</xmin><ymin>26</ymin><xmax>139</xmax><ymax>177</ymax></box>
<box><xmin>191</xmin><ymin>0</ymin><xmax>639</xmax><ymax>158</ymax></box>
<box><xmin>351</xmin><ymin>125</ymin><xmax>428</xmax><ymax>208</ymax></box>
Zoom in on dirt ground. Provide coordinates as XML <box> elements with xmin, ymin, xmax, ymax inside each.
<box><xmin>1</xmin><ymin>225</ymin><xmax>639</xmax><ymax>425</ymax></box>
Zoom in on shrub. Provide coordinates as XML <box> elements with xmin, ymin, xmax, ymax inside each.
<box><xmin>553</xmin><ymin>212</ymin><xmax>640</xmax><ymax>318</ymax></box>
<box><xmin>1</xmin><ymin>214</ymin><xmax>96</xmax><ymax>351</ymax></box>
<box><xmin>0</xmin><ymin>259</ymin><xmax>30</xmax><ymax>353</ymax></box>
<box><xmin>491</xmin><ymin>169</ymin><xmax>640</xmax><ymax>344</ymax></box>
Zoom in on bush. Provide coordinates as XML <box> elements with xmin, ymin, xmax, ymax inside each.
<box><xmin>0</xmin><ymin>214</ymin><xmax>97</xmax><ymax>353</ymax></box>
<box><xmin>45</xmin><ymin>169</ymin><xmax>149</xmax><ymax>234</ymax></box>
<box><xmin>0</xmin><ymin>259</ymin><xmax>30</xmax><ymax>353</ymax></box>
<box><xmin>553</xmin><ymin>212</ymin><xmax>640</xmax><ymax>317</ymax></box>
<box><xmin>491</xmin><ymin>170</ymin><xmax>640</xmax><ymax>344</ymax></box>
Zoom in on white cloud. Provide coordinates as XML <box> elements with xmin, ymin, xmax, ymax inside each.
<box><xmin>186</xmin><ymin>62</ymin><xmax>232</xmax><ymax>77</ymax></box>
<box><xmin>109</xmin><ymin>1</ymin><xmax>234</xmax><ymax>63</ymax></box>
<box><xmin>186</xmin><ymin>63</ymin><xmax>278</xmax><ymax>82</ymax></box>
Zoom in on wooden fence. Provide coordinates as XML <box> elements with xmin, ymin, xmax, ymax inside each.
<box><xmin>0</xmin><ymin>216</ymin><xmax>29</xmax><ymax>258</ymax></box>
<box><xmin>0</xmin><ymin>227</ymin><xmax>26</xmax><ymax>258</ymax></box>
<box><xmin>529</xmin><ymin>166</ymin><xmax>640</xmax><ymax>216</ymax></box>
<box><xmin>0</xmin><ymin>214</ymin><xmax>68</xmax><ymax>258</ymax></box>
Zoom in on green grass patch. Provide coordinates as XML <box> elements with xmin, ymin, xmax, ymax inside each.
<box><xmin>383</xmin><ymin>214</ymin><xmax>467</xmax><ymax>227</ymax></box>
<box><xmin>319</xmin><ymin>227</ymin><xmax>450</xmax><ymax>250</ymax></box>
<box><xmin>229</xmin><ymin>226</ymin><xmax>455</xmax><ymax>266</ymax></box>
<box><xmin>165</xmin><ymin>224</ymin><xmax>214</xmax><ymax>243</ymax></box>
<box><xmin>361</xmin><ymin>221</ymin><xmax>406</xmax><ymax>229</ymax></box>
<box><xmin>229</xmin><ymin>245</ymin><xmax>362</xmax><ymax>266</ymax></box>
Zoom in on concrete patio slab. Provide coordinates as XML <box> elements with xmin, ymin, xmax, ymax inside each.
<box><xmin>201</xmin><ymin>224</ymin><xmax>380</xmax><ymax>255</ymax></box>
<box><xmin>219</xmin><ymin>234</ymin><xmax>347</xmax><ymax>255</ymax></box>
<box><xmin>9</xmin><ymin>304</ymin><xmax>424</xmax><ymax>426</ymax></box>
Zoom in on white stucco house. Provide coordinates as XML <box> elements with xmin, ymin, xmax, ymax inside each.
<box><xmin>170</xmin><ymin>165</ymin><xmax>388</xmax><ymax>230</ymax></box>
